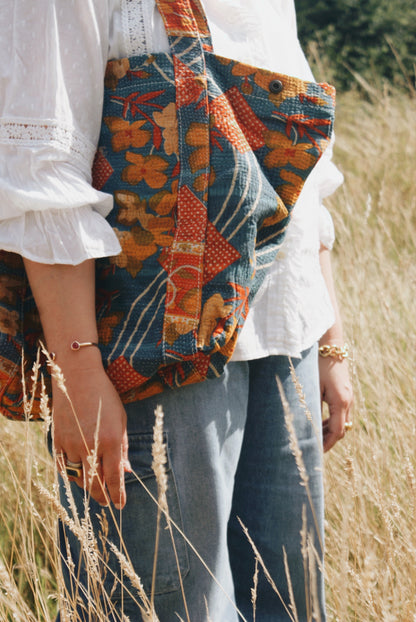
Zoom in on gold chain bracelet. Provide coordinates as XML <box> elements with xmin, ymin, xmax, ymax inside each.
<box><xmin>318</xmin><ymin>343</ymin><xmax>349</xmax><ymax>361</ymax></box>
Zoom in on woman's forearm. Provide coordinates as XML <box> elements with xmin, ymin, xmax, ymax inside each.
<box><xmin>23</xmin><ymin>257</ymin><xmax>129</xmax><ymax>508</ymax></box>
<box><xmin>23</xmin><ymin>258</ymin><xmax>101</xmax><ymax>368</ymax></box>
<box><xmin>318</xmin><ymin>244</ymin><xmax>353</xmax><ymax>451</ymax></box>
<box><xmin>318</xmin><ymin>245</ymin><xmax>344</xmax><ymax>345</ymax></box>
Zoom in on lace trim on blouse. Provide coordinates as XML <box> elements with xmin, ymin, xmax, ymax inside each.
<box><xmin>0</xmin><ymin>118</ymin><xmax>96</xmax><ymax>171</ymax></box>
<box><xmin>121</xmin><ymin>0</ymin><xmax>153</xmax><ymax>56</ymax></box>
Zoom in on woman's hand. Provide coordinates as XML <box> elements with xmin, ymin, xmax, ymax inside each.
<box><xmin>318</xmin><ymin>246</ymin><xmax>354</xmax><ymax>452</ymax></box>
<box><xmin>319</xmin><ymin>354</ymin><xmax>353</xmax><ymax>452</ymax></box>
<box><xmin>52</xmin><ymin>355</ymin><xmax>129</xmax><ymax>509</ymax></box>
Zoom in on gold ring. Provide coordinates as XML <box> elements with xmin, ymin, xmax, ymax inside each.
<box><xmin>65</xmin><ymin>459</ymin><xmax>83</xmax><ymax>479</ymax></box>
<box><xmin>344</xmin><ymin>421</ymin><xmax>353</xmax><ymax>432</ymax></box>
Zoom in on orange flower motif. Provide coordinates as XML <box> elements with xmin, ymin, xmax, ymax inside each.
<box><xmin>193</xmin><ymin>172</ymin><xmax>209</xmax><ymax>194</ymax></box>
<box><xmin>260</xmin><ymin>196</ymin><xmax>288</xmax><ymax>228</ymax></box>
<box><xmin>149</xmin><ymin>180</ymin><xmax>178</xmax><ymax>216</ymax></box>
<box><xmin>264</xmin><ymin>131</ymin><xmax>315</xmax><ymax>171</ymax></box>
<box><xmin>114</xmin><ymin>190</ymin><xmax>147</xmax><ymax>226</ymax></box>
<box><xmin>164</xmin><ymin>313</ymin><xmax>197</xmax><ymax>346</ymax></box>
<box><xmin>122</xmin><ymin>153</ymin><xmax>169</xmax><ymax>188</ymax></box>
<box><xmin>104</xmin><ymin>58</ymin><xmax>130</xmax><ymax>90</ymax></box>
<box><xmin>144</xmin><ymin>215</ymin><xmax>175</xmax><ymax>247</ymax></box>
<box><xmin>193</xmin><ymin>167</ymin><xmax>215</xmax><ymax>196</ymax></box>
<box><xmin>104</xmin><ymin>117</ymin><xmax>151</xmax><ymax>152</ymax></box>
<box><xmin>185</xmin><ymin>122</ymin><xmax>209</xmax><ymax>173</ymax></box>
<box><xmin>111</xmin><ymin>208</ymin><xmax>174</xmax><ymax>278</ymax></box>
<box><xmin>275</xmin><ymin>169</ymin><xmax>305</xmax><ymax>208</ymax></box>
<box><xmin>217</xmin><ymin>323</ymin><xmax>239</xmax><ymax>359</ymax></box>
<box><xmin>197</xmin><ymin>293</ymin><xmax>233</xmax><ymax>349</ymax></box>
<box><xmin>0</xmin><ymin>307</ymin><xmax>19</xmax><ymax>336</ymax></box>
<box><xmin>153</xmin><ymin>102</ymin><xmax>179</xmax><ymax>156</ymax></box>
<box><xmin>98</xmin><ymin>312</ymin><xmax>124</xmax><ymax>346</ymax></box>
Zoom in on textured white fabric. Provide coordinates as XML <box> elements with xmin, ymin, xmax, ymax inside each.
<box><xmin>0</xmin><ymin>0</ymin><xmax>120</xmax><ymax>263</ymax></box>
<box><xmin>0</xmin><ymin>0</ymin><xmax>342</xmax><ymax>355</ymax></box>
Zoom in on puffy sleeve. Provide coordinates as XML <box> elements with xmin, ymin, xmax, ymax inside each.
<box><xmin>0</xmin><ymin>0</ymin><xmax>121</xmax><ymax>264</ymax></box>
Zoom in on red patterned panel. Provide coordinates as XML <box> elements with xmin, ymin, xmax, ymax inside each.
<box><xmin>107</xmin><ymin>356</ymin><xmax>150</xmax><ymax>394</ymax></box>
<box><xmin>92</xmin><ymin>149</ymin><xmax>114</xmax><ymax>190</ymax></box>
<box><xmin>203</xmin><ymin>221</ymin><xmax>241</xmax><ymax>284</ymax></box>
<box><xmin>211</xmin><ymin>87</ymin><xmax>268</xmax><ymax>151</ymax></box>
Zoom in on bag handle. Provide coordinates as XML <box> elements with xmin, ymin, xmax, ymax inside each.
<box><xmin>152</xmin><ymin>0</ymin><xmax>213</xmax><ymax>350</ymax></box>
<box><xmin>155</xmin><ymin>0</ymin><xmax>214</xmax><ymax>51</ymax></box>
<box><xmin>152</xmin><ymin>0</ymin><xmax>212</xmax><ymax>216</ymax></box>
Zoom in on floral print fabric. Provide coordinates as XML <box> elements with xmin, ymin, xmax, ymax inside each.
<box><xmin>0</xmin><ymin>0</ymin><xmax>335</xmax><ymax>418</ymax></box>
<box><xmin>92</xmin><ymin>0</ymin><xmax>336</xmax><ymax>403</ymax></box>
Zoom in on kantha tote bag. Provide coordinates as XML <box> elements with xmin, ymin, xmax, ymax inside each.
<box><xmin>0</xmin><ymin>0</ymin><xmax>336</xmax><ymax>419</ymax></box>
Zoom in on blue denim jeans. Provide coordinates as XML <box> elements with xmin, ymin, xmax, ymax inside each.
<box><xmin>228</xmin><ymin>346</ymin><xmax>326</xmax><ymax>622</ymax></box>
<box><xmin>56</xmin><ymin>346</ymin><xmax>325</xmax><ymax>621</ymax></box>
<box><xmin>56</xmin><ymin>361</ymin><xmax>248</xmax><ymax>622</ymax></box>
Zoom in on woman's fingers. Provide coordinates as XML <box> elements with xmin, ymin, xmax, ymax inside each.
<box><xmin>86</xmin><ymin>458</ymin><xmax>110</xmax><ymax>507</ymax></box>
<box><xmin>102</xmin><ymin>453</ymin><xmax>126</xmax><ymax>510</ymax></box>
<box><xmin>322</xmin><ymin>407</ymin><xmax>347</xmax><ymax>452</ymax></box>
<box><xmin>56</xmin><ymin>446</ymin><xmax>127</xmax><ymax>508</ymax></box>
<box><xmin>55</xmin><ymin>450</ymin><xmax>107</xmax><ymax>505</ymax></box>
<box><xmin>319</xmin><ymin>357</ymin><xmax>354</xmax><ymax>452</ymax></box>
<box><xmin>88</xmin><ymin>429</ymin><xmax>129</xmax><ymax>509</ymax></box>
<box><xmin>52</xmin><ymin>368</ymin><xmax>129</xmax><ymax>508</ymax></box>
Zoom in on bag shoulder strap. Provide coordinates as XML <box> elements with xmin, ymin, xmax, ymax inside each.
<box><xmin>155</xmin><ymin>0</ymin><xmax>213</xmax><ymax>51</ymax></box>
<box><xmin>151</xmin><ymin>0</ymin><xmax>211</xmax><ymax>216</ymax></box>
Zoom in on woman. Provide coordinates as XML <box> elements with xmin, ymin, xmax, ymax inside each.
<box><xmin>0</xmin><ymin>1</ymin><xmax>352</xmax><ymax>620</ymax></box>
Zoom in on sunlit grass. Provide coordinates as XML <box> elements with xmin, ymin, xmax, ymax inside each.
<box><xmin>322</xmin><ymin>85</ymin><xmax>416</xmax><ymax>621</ymax></box>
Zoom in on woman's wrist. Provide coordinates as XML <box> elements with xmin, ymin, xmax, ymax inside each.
<box><xmin>319</xmin><ymin>326</ymin><xmax>348</xmax><ymax>362</ymax></box>
<box><xmin>47</xmin><ymin>339</ymin><xmax>100</xmax><ymax>360</ymax></box>
<box><xmin>45</xmin><ymin>337</ymin><xmax>103</xmax><ymax>372</ymax></box>
<box><xmin>318</xmin><ymin>343</ymin><xmax>349</xmax><ymax>361</ymax></box>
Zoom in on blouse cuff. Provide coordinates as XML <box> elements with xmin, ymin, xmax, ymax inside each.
<box><xmin>0</xmin><ymin>142</ymin><xmax>122</xmax><ymax>263</ymax></box>
<box><xmin>0</xmin><ymin>206</ymin><xmax>121</xmax><ymax>265</ymax></box>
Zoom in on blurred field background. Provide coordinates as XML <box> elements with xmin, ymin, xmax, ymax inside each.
<box><xmin>1</xmin><ymin>13</ymin><xmax>416</xmax><ymax>620</ymax></box>
<box><xmin>322</xmin><ymin>85</ymin><xmax>416</xmax><ymax>620</ymax></box>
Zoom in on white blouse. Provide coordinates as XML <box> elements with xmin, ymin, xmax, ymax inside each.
<box><xmin>0</xmin><ymin>0</ymin><xmax>343</xmax><ymax>358</ymax></box>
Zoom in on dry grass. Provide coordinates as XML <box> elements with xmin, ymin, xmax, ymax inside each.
<box><xmin>322</xmin><ymin>86</ymin><xmax>416</xmax><ymax>621</ymax></box>
<box><xmin>0</xmin><ymin>85</ymin><xmax>415</xmax><ymax>620</ymax></box>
